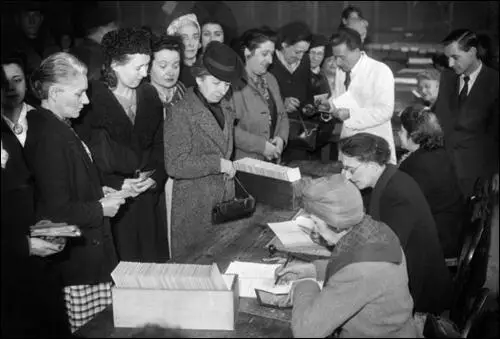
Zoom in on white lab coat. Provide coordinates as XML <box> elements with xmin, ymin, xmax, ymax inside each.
<box><xmin>329</xmin><ymin>52</ymin><xmax>396</xmax><ymax>164</ymax></box>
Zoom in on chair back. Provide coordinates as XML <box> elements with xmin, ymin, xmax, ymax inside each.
<box><xmin>449</xmin><ymin>178</ymin><xmax>493</xmax><ymax>328</ymax></box>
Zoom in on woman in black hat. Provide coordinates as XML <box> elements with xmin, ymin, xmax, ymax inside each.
<box><xmin>164</xmin><ymin>41</ymin><xmax>244</xmax><ymax>260</ymax></box>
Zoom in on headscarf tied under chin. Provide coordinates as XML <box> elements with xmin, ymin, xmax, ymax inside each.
<box><xmin>166</xmin><ymin>13</ymin><xmax>201</xmax><ymax>36</ymax></box>
<box><xmin>301</xmin><ymin>174</ymin><xmax>364</xmax><ymax>229</ymax></box>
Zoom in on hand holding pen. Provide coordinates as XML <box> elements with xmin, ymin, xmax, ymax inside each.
<box><xmin>274</xmin><ymin>256</ymin><xmax>317</xmax><ymax>285</ymax></box>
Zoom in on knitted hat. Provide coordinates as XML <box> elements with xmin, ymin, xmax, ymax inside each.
<box><xmin>202</xmin><ymin>41</ymin><xmax>244</xmax><ymax>85</ymax></box>
<box><xmin>166</xmin><ymin>13</ymin><xmax>201</xmax><ymax>36</ymax></box>
<box><xmin>101</xmin><ymin>28</ymin><xmax>151</xmax><ymax>66</ymax></box>
<box><xmin>302</xmin><ymin>174</ymin><xmax>364</xmax><ymax>229</ymax></box>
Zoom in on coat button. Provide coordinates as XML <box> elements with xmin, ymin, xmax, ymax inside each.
<box><xmin>91</xmin><ymin>239</ymin><xmax>100</xmax><ymax>246</ymax></box>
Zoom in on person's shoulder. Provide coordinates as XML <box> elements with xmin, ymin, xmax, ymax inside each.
<box><xmin>385</xmin><ymin>169</ymin><xmax>425</xmax><ymax>200</ymax></box>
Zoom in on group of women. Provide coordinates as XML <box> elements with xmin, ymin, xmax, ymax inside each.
<box><xmin>1</xmin><ymin>8</ymin><xmax>469</xmax><ymax>338</ymax></box>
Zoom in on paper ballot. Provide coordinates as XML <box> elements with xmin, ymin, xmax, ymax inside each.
<box><xmin>225</xmin><ymin>261</ymin><xmax>292</xmax><ymax>298</ymax></box>
<box><xmin>331</xmin><ymin>91</ymin><xmax>361</xmax><ymax>110</ymax></box>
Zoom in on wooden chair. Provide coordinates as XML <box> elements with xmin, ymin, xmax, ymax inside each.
<box><xmin>448</xmin><ymin>178</ymin><xmax>493</xmax><ymax>329</ymax></box>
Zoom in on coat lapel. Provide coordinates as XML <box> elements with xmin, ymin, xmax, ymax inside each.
<box><xmin>190</xmin><ymin>91</ymin><xmax>230</xmax><ymax>155</ymax></box>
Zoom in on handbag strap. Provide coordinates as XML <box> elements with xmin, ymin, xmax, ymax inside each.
<box><xmin>221</xmin><ymin>175</ymin><xmax>251</xmax><ymax>201</ymax></box>
<box><xmin>297</xmin><ymin>108</ymin><xmax>310</xmax><ymax>133</ymax></box>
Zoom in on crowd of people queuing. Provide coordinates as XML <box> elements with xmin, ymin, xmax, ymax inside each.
<box><xmin>1</xmin><ymin>1</ymin><xmax>498</xmax><ymax>337</ymax></box>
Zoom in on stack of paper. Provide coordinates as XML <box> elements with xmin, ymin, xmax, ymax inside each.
<box><xmin>30</xmin><ymin>220</ymin><xmax>81</xmax><ymax>237</ymax></box>
<box><xmin>233</xmin><ymin>158</ymin><xmax>301</xmax><ymax>182</ymax></box>
<box><xmin>111</xmin><ymin>262</ymin><xmax>228</xmax><ymax>291</ymax></box>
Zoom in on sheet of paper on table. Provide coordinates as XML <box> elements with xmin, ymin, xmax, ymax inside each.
<box><xmin>225</xmin><ymin>261</ymin><xmax>292</xmax><ymax>298</ymax></box>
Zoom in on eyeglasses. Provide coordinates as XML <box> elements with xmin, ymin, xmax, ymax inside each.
<box><xmin>342</xmin><ymin>163</ymin><xmax>362</xmax><ymax>175</ymax></box>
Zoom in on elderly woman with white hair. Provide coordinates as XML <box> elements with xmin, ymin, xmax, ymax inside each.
<box><xmin>275</xmin><ymin>174</ymin><xmax>421</xmax><ymax>338</ymax></box>
<box><xmin>167</xmin><ymin>13</ymin><xmax>202</xmax><ymax>88</ymax></box>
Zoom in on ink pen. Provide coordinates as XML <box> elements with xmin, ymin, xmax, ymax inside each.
<box><xmin>274</xmin><ymin>253</ymin><xmax>292</xmax><ymax>286</ymax></box>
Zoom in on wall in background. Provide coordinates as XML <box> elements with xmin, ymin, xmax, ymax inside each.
<box><xmin>110</xmin><ymin>1</ymin><xmax>497</xmax><ymax>43</ymax></box>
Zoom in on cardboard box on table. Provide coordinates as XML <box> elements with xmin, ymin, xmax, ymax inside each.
<box><xmin>112</xmin><ymin>274</ymin><xmax>239</xmax><ymax>330</ymax></box>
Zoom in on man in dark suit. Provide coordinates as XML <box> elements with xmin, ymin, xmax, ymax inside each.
<box><xmin>434</xmin><ymin>29</ymin><xmax>499</xmax><ymax>198</ymax></box>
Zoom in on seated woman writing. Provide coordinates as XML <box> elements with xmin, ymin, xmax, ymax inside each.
<box><xmin>275</xmin><ymin>174</ymin><xmax>421</xmax><ymax>338</ymax></box>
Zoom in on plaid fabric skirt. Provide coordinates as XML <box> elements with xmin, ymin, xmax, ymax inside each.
<box><xmin>63</xmin><ymin>282</ymin><xmax>112</xmax><ymax>333</ymax></box>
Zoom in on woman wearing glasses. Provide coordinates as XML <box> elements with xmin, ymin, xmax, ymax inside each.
<box><xmin>339</xmin><ymin>132</ymin><xmax>452</xmax><ymax>315</ymax></box>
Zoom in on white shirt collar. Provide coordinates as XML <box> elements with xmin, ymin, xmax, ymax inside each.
<box><xmin>1</xmin><ymin>102</ymin><xmax>33</xmax><ymax>146</ymax></box>
<box><xmin>348</xmin><ymin>51</ymin><xmax>366</xmax><ymax>76</ymax></box>
<box><xmin>463</xmin><ymin>61</ymin><xmax>482</xmax><ymax>83</ymax></box>
<box><xmin>276</xmin><ymin>50</ymin><xmax>300</xmax><ymax>74</ymax></box>
<box><xmin>311</xmin><ymin>66</ymin><xmax>321</xmax><ymax>74</ymax></box>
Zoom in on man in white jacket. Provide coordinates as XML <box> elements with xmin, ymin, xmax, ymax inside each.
<box><xmin>319</xmin><ymin>28</ymin><xmax>396</xmax><ymax>164</ymax></box>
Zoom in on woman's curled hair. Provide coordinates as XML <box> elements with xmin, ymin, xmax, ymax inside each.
<box><xmin>400</xmin><ymin>105</ymin><xmax>444</xmax><ymax>150</ymax></box>
<box><xmin>339</xmin><ymin>133</ymin><xmax>391</xmax><ymax>165</ymax></box>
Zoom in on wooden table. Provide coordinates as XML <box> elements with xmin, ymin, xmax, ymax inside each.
<box><xmin>75</xmin><ymin>161</ymin><xmax>342</xmax><ymax>338</ymax></box>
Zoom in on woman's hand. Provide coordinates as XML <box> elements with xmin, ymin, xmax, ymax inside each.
<box><xmin>309</xmin><ymin>214</ymin><xmax>348</xmax><ymax>246</ymax></box>
<box><xmin>220</xmin><ymin>158</ymin><xmax>236</xmax><ymax>178</ymax></box>
<box><xmin>270</xmin><ymin>137</ymin><xmax>284</xmax><ymax>155</ymax></box>
<box><xmin>264</xmin><ymin>141</ymin><xmax>280</xmax><ymax>160</ymax></box>
<box><xmin>99</xmin><ymin>196</ymin><xmax>126</xmax><ymax>217</ymax></box>
<box><xmin>274</xmin><ymin>262</ymin><xmax>316</xmax><ymax>284</ymax></box>
<box><xmin>284</xmin><ymin>97</ymin><xmax>300</xmax><ymax>113</ymax></box>
<box><xmin>121</xmin><ymin>177</ymin><xmax>155</xmax><ymax>197</ymax></box>
<box><xmin>29</xmin><ymin>237</ymin><xmax>65</xmax><ymax>257</ymax></box>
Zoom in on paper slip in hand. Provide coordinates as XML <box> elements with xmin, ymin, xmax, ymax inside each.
<box><xmin>30</xmin><ymin>220</ymin><xmax>82</xmax><ymax>237</ymax></box>
<box><xmin>332</xmin><ymin>91</ymin><xmax>360</xmax><ymax>110</ymax></box>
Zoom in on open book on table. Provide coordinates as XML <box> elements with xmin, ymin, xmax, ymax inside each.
<box><xmin>266</xmin><ymin>209</ymin><xmax>348</xmax><ymax>258</ymax></box>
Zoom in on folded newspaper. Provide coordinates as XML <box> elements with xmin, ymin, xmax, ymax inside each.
<box><xmin>30</xmin><ymin>220</ymin><xmax>82</xmax><ymax>237</ymax></box>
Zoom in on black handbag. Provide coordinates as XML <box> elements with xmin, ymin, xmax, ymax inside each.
<box><xmin>211</xmin><ymin>176</ymin><xmax>256</xmax><ymax>225</ymax></box>
<box><xmin>288</xmin><ymin>109</ymin><xmax>319</xmax><ymax>151</ymax></box>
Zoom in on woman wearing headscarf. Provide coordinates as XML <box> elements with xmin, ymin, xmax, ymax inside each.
<box><xmin>338</xmin><ymin>132</ymin><xmax>452</xmax><ymax>315</ymax></box>
<box><xmin>23</xmin><ymin>52</ymin><xmax>126</xmax><ymax>332</ymax></box>
<box><xmin>164</xmin><ymin>41</ymin><xmax>244</xmax><ymax>260</ymax></box>
<box><xmin>275</xmin><ymin>174</ymin><xmax>421</xmax><ymax>338</ymax></box>
<box><xmin>232</xmin><ymin>27</ymin><xmax>289</xmax><ymax>162</ymax></box>
<box><xmin>397</xmin><ymin>105</ymin><xmax>464</xmax><ymax>258</ymax></box>
<box><xmin>167</xmin><ymin>13</ymin><xmax>202</xmax><ymax>88</ymax></box>
<box><xmin>73</xmin><ymin>27</ymin><xmax>168</xmax><ymax>262</ymax></box>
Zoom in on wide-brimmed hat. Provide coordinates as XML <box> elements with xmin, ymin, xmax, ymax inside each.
<box><xmin>202</xmin><ymin>41</ymin><xmax>244</xmax><ymax>85</ymax></box>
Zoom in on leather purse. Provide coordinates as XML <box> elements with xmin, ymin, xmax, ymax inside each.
<box><xmin>212</xmin><ymin>176</ymin><xmax>256</xmax><ymax>225</ymax></box>
<box><xmin>288</xmin><ymin>109</ymin><xmax>319</xmax><ymax>152</ymax></box>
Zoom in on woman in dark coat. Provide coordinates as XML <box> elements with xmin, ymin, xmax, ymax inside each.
<box><xmin>1</xmin><ymin>67</ymin><xmax>71</xmax><ymax>338</ymax></box>
<box><xmin>23</xmin><ymin>52</ymin><xmax>126</xmax><ymax>332</ymax></box>
<box><xmin>339</xmin><ymin>132</ymin><xmax>453</xmax><ymax>315</ymax></box>
<box><xmin>73</xmin><ymin>27</ymin><xmax>169</xmax><ymax>262</ymax></box>
<box><xmin>397</xmin><ymin>105</ymin><xmax>464</xmax><ymax>258</ymax></box>
<box><xmin>164</xmin><ymin>41</ymin><xmax>244</xmax><ymax>260</ymax></box>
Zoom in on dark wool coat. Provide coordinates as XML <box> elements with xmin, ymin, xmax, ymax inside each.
<box><xmin>24</xmin><ymin>107</ymin><xmax>117</xmax><ymax>286</ymax></box>
<box><xmin>268</xmin><ymin>52</ymin><xmax>314</xmax><ymax>114</ymax></box>
<box><xmin>1</xmin><ymin>118</ymin><xmax>71</xmax><ymax>337</ymax></box>
<box><xmin>365</xmin><ymin>165</ymin><xmax>453</xmax><ymax>315</ymax></box>
<box><xmin>73</xmin><ymin>80</ymin><xmax>168</xmax><ymax>262</ymax></box>
<box><xmin>164</xmin><ymin>88</ymin><xmax>235</xmax><ymax>260</ymax></box>
<box><xmin>233</xmin><ymin>72</ymin><xmax>289</xmax><ymax>161</ymax></box>
<box><xmin>399</xmin><ymin>147</ymin><xmax>465</xmax><ymax>258</ymax></box>
<box><xmin>434</xmin><ymin>66</ymin><xmax>499</xmax><ymax>197</ymax></box>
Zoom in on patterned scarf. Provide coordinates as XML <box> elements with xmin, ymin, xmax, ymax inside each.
<box><xmin>324</xmin><ymin>215</ymin><xmax>402</xmax><ymax>283</ymax></box>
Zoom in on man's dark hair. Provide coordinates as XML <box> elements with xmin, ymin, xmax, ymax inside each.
<box><xmin>339</xmin><ymin>133</ymin><xmax>391</xmax><ymax>165</ymax></box>
<box><xmin>340</xmin><ymin>5</ymin><xmax>364</xmax><ymax>26</ymax></box>
<box><xmin>442</xmin><ymin>29</ymin><xmax>493</xmax><ymax>64</ymax></box>
<box><xmin>330</xmin><ymin>27</ymin><xmax>362</xmax><ymax>51</ymax></box>
<box><xmin>277</xmin><ymin>21</ymin><xmax>312</xmax><ymax>48</ymax></box>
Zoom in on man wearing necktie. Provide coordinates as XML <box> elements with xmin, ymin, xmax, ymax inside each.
<box><xmin>317</xmin><ymin>27</ymin><xmax>396</xmax><ymax>164</ymax></box>
<box><xmin>434</xmin><ymin>29</ymin><xmax>499</xmax><ymax>198</ymax></box>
